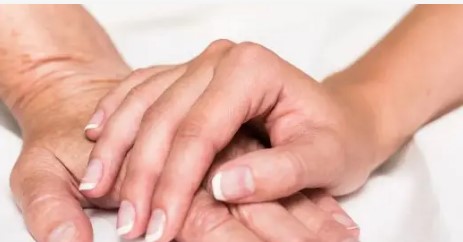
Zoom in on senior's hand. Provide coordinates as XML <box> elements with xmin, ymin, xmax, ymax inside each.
<box><xmin>8</xmin><ymin>79</ymin><xmax>125</xmax><ymax>242</ymax></box>
<box><xmin>82</xmin><ymin>40</ymin><xmax>374</xmax><ymax>242</ymax></box>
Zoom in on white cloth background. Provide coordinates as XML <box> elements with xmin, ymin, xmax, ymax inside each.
<box><xmin>1</xmin><ymin>4</ymin><xmax>461</xmax><ymax>242</ymax></box>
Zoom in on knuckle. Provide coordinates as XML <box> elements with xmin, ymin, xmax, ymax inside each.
<box><xmin>99</xmin><ymin>120</ymin><xmax>134</xmax><ymax>149</ymax></box>
<box><xmin>182</xmin><ymin>193</ymin><xmax>231</xmax><ymax>238</ymax></box>
<box><xmin>206</xmin><ymin>39</ymin><xmax>235</xmax><ymax>52</ymax></box>
<box><xmin>140</xmin><ymin>102</ymin><xmax>163</xmax><ymax>125</ymax></box>
<box><xmin>230</xmin><ymin>42</ymin><xmax>272</xmax><ymax>65</ymax></box>
<box><xmin>125</xmin><ymin>159</ymin><xmax>161</xmax><ymax>184</ymax></box>
<box><xmin>125</xmin><ymin>85</ymin><xmax>150</xmax><ymax>110</ymax></box>
<box><xmin>280</xmin><ymin>150</ymin><xmax>307</xmax><ymax>187</ymax></box>
<box><xmin>176</xmin><ymin>120</ymin><xmax>203</xmax><ymax>140</ymax></box>
<box><xmin>231</xmin><ymin>204</ymin><xmax>257</xmax><ymax>227</ymax></box>
<box><xmin>176</xmin><ymin>119</ymin><xmax>218</xmax><ymax>154</ymax></box>
<box><xmin>176</xmin><ymin>115</ymin><xmax>209</xmax><ymax>141</ymax></box>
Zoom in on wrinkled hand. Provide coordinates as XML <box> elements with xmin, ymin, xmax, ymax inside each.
<box><xmin>9</xmin><ymin>84</ymin><xmax>123</xmax><ymax>242</ymax></box>
<box><xmin>82</xmin><ymin>40</ymin><xmax>375</xmax><ymax>242</ymax></box>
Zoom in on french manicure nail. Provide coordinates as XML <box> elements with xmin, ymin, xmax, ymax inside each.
<box><xmin>78</xmin><ymin>159</ymin><xmax>103</xmax><ymax>191</ymax></box>
<box><xmin>117</xmin><ymin>200</ymin><xmax>135</xmax><ymax>236</ymax></box>
<box><xmin>48</xmin><ymin>222</ymin><xmax>76</xmax><ymax>242</ymax></box>
<box><xmin>212</xmin><ymin>166</ymin><xmax>255</xmax><ymax>201</ymax></box>
<box><xmin>145</xmin><ymin>209</ymin><xmax>166</xmax><ymax>242</ymax></box>
<box><xmin>333</xmin><ymin>213</ymin><xmax>359</xmax><ymax>230</ymax></box>
<box><xmin>84</xmin><ymin>110</ymin><xmax>104</xmax><ymax>131</ymax></box>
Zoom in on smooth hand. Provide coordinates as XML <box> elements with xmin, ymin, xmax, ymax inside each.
<box><xmin>82</xmin><ymin>41</ymin><xmax>367</xmax><ymax>242</ymax></box>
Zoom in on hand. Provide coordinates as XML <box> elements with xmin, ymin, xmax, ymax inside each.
<box><xmin>178</xmin><ymin>130</ymin><xmax>359</xmax><ymax>242</ymax></box>
<box><xmin>82</xmin><ymin>56</ymin><xmax>360</xmax><ymax>241</ymax></box>
<box><xmin>9</xmin><ymin>73</ymin><xmax>359</xmax><ymax>242</ymax></box>
<box><xmin>82</xmin><ymin>40</ymin><xmax>374</xmax><ymax>242</ymax></box>
<box><xmin>1</xmin><ymin>5</ymin><xmax>359</xmax><ymax>242</ymax></box>
<box><xmin>9</xmin><ymin>79</ymin><xmax>125</xmax><ymax>242</ymax></box>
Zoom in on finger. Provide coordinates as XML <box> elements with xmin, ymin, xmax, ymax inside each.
<box><xmin>230</xmin><ymin>201</ymin><xmax>319</xmax><ymax>242</ymax></box>
<box><xmin>79</xmin><ymin>66</ymin><xmax>185</xmax><ymax>197</ymax></box>
<box><xmin>11</xmin><ymin>151</ymin><xmax>92</xmax><ymax>242</ymax></box>
<box><xmin>306</xmin><ymin>190</ymin><xmax>360</xmax><ymax>237</ymax></box>
<box><xmin>84</xmin><ymin>65</ymin><xmax>174</xmax><ymax>140</ymax></box>
<box><xmin>175</xmin><ymin>190</ymin><xmax>262</xmax><ymax>242</ymax></box>
<box><xmin>146</xmin><ymin>42</ymin><xmax>291</xmax><ymax>242</ymax></box>
<box><xmin>281</xmin><ymin>193</ymin><xmax>358</xmax><ymax>242</ymax></box>
<box><xmin>208</xmin><ymin>136</ymin><xmax>343</xmax><ymax>202</ymax></box>
<box><xmin>115</xmin><ymin>40</ymin><xmax>235</xmax><ymax>239</ymax></box>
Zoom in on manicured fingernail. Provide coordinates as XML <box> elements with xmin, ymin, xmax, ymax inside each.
<box><xmin>117</xmin><ymin>200</ymin><xmax>135</xmax><ymax>236</ymax></box>
<box><xmin>48</xmin><ymin>222</ymin><xmax>76</xmax><ymax>242</ymax></box>
<box><xmin>84</xmin><ymin>109</ymin><xmax>104</xmax><ymax>131</ymax></box>
<box><xmin>333</xmin><ymin>213</ymin><xmax>359</xmax><ymax>230</ymax></box>
<box><xmin>145</xmin><ymin>209</ymin><xmax>166</xmax><ymax>242</ymax></box>
<box><xmin>78</xmin><ymin>159</ymin><xmax>103</xmax><ymax>191</ymax></box>
<box><xmin>212</xmin><ymin>166</ymin><xmax>255</xmax><ymax>201</ymax></box>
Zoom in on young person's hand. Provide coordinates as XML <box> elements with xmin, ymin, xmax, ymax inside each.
<box><xmin>85</xmin><ymin>7</ymin><xmax>463</xmax><ymax>240</ymax></box>
<box><xmin>82</xmin><ymin>40</ymin><xmax>369</xmax><ymax>242</ymax></box>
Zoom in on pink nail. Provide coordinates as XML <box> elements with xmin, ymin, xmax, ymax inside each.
<box><xmin>211</xmin><ymin>166</ymin><xmax>255</xmax><ymax>201</ymax></box>
<box><xmin>145</xmin><ymin>209</ymin><xmax>166</xmax><ymax>242</ymax></box>
<box><xmin>84</xmin><ymin>109</ymin><xmax>104</xmax><ymax>131</ymax></box>
<box><xmin>117</xmin><ymin>200</ymin><xmax>135</xmax><ymax>236</ymax></box>
<box><xmin>78</xmin><ymin>159</ymin><xmax>103</xmax><ymax>191</ymax></box>
<box><xmin>333</xmin><ymin>213</ymin><xmax>359</xmax><ymax>230</ymax></box>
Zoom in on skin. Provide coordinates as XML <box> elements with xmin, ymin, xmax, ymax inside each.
<box><xmin>84</xmin><ymin>64</ymin><xmax>359</xmax><ymax>241</ymax></box>
<box><xmin>82</xmin><ymin>4</ymin><xmax>463</xmax><ymax>242</ymax></box>
<box><xmin>0</xmin><ymin>5</ymin><xmax>357</xmax><ymax>242</ymax></box>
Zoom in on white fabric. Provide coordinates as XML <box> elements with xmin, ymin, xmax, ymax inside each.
<box><xmin>1</xmin><ymin>4</ymin><xmax>461</xmax><ymax>242</ymax></box>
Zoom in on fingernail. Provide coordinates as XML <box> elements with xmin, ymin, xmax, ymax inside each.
<box><xmin>212</xmin><ymin>166</ymin><xmax>255</xmax><ymax>201</ymax></box>
<box><xmin>48</xmin><ymin>222</ymin><xmax>76</xmax><ymax>242</ymax></box>
<box><xmin>117</xmin><ymin>200</ymin><xmax>135</xmax><ymax>236</ymax></box>
<box><xmin>78</xmin><ymin>159</ymin><xmax>103</xmax><ymax>191</ymax></box>
<box><xmin>84</xmin><ymin>109</ymin><xmax>104</xmax><ymax>131</ymax></box>
<box><xmin>145</xmin><ymin>209</ymin><xmax>166</xmax><ymax>242</ymax></box>
<box><xmin>333</xmin><ymin>213</ymin><xmax>359</xmax><ymax>230</ymax></box>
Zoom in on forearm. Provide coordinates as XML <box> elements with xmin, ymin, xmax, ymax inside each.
<box><xmin>325</xmin><ymin>5</ymin><xmax>463</xmax><ymax>165</ymax></box>
<box><xmin>0</xmin><ymin>5</ymin><xmax>130</xmax><ymax>130</ymax></box>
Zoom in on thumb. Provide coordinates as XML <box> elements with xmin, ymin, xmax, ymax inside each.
<box><xmin>10</xmin><ymin>150</ymin><xmax>93</xmax><ymax>242</ymax></box>
<box><xmin>207</xmin><ymin>135</ymin><xmax>345</xmax><ymax>203</ymax></box>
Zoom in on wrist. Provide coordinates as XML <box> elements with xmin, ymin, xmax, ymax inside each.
<box><xmin>4</xmin><ymin>62</ymin><xmax>130</xmax><ymax>138</ymax></box>
<box><xmin>322</xmin><ymin>71</ymin><xmax>410</xmax><ymax>168</ymax></box>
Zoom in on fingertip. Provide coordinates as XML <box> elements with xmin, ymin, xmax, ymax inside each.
<box><xmin>210</xmin><ymin>166</ymin><xmax>255</xmax><ymax>202</ymax></box>
<box><xmin>24</xmin><ymin>197</ymin><xmax>93</xmax><ymax>242</ymax></box>
<box><xmin>84</xmin><ymin>109</ymin><xmax>105</xmax><ymax>131</ymax></box>
<box><xmin>78</xmin><ymin>159</ymin><xmax>103</xmax><ymax>195</ymax></box>
<box><xmin>211</xmin><ymin>172</ymin><xmax>225</xmax><ymax>201</ymax></box>
<box><xmin>84</xmin><ymin>128</ymin><xmax>101</xmax><ymax>141</ymax></box>
<box><xmin>145</xmin><ymin>209</ymin><xmax>167</xmax><ymax>242</ymax></box>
